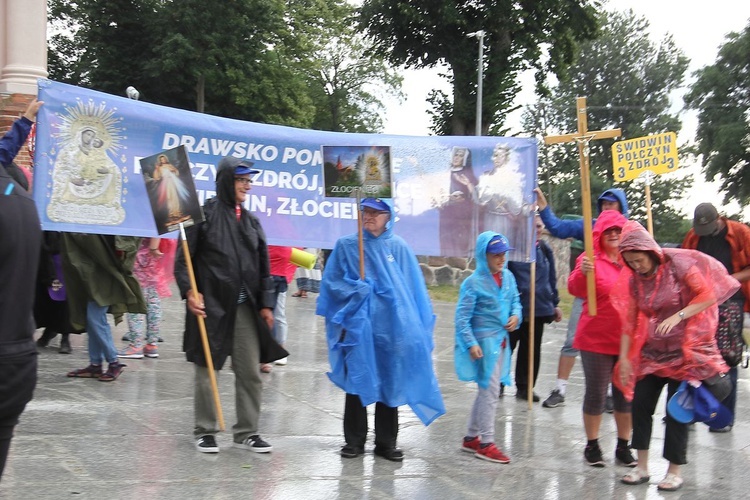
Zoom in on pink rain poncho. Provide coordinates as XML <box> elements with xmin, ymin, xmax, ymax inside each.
<box><xmin>611</xmin><ymin>221</ymin><xmax>740</xmax><ymax>400</ymax></box>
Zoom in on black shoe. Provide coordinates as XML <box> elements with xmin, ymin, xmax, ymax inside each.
<box><xmin>542</xmin><ymin>389</ymin><xmax>565</xmax><ymax>408</ymax></box>
<box><xmin>584</xmin><ymin>444</ymin><xmax>605</xmax><ymax>467</ymax></box>
<box><xmin>59</xmin><ymin>336</ymin><xmax>71</xmax><ymax>354</ymax></box>
<box><xmin>515</xmin><ymin>390</ymin><xmax>540</xmax><ymax>402</ymax></box>
<box><xmin>374</xmin><ymin>445</ymin><xmax>404</xmax><ymax>462</ymax></box>
<box><xmin>340</xmin><ymin>444</ymin><xmax>365</xmax><ymax>458</ymax></box>
<box><xmin>615</xmin><ymin>446</ymin><xmax>638</xmax><ymax>467</ymax></box>
<box><xmin>196</xmin><ymin>435</ymin><xmax>219</xmax><ymax>453</ymax></box>
<box><xmin>36</xmin><ymin>331</ymin><xmax>56</xmax><ymax>348</ymax></box>
<box><xmin>234</xmin><ymin>434</ymin><xmax>273</xmax><ymax>453</ymax></box>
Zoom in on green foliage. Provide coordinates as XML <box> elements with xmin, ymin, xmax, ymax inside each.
<box><xmin>47</xmin><ymin>0</ymin><xmax>401</xmax><ymax>132</ymax></box>
<box><xmin>525</xmin><ymin>9</ymin><xmax>692</xmax><ymax>244</ymax></box>
<box><xmin>685</xmin><ymin>21</ymin><xmax>750</xmax><ymax>207</ymax></box>
<box><xmin>359</xmin><ymin>0</ymin><xmax>600</xmax><ymax>136</ymax></box>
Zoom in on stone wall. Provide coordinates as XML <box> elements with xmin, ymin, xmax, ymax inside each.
<box><xmin>418</xmin><ymin>234</ymin><xmax>574</xmax><ymax>292</ymax></box>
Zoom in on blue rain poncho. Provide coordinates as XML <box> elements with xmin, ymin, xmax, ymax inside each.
<box><xmin>455</xmin><ymin>231</ymin><xmax>522</xmax><ymax>389</ymax></box>
<box><xmin>316</xmin><ymin>202</ymin><xmax>445</xmax><ymax>426</ymax></box>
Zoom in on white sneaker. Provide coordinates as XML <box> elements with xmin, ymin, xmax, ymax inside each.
<box><xmin>275</xmin><ymin>357</ymin><xmax>288</xmax><ymax>366</ymax></box>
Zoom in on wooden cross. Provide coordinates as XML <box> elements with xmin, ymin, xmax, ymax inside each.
<box><xmin>543</xmin><ymin>97</ymin><xmax>621</xmax><ymax>316</ymax></box>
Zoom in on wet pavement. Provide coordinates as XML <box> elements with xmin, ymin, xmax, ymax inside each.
<box><xmin>2</xmin><ymin>290</ymin><xmax>749</xmax><ymax>499</ymax></box>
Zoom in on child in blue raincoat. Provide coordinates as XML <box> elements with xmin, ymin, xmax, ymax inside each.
<box><xmin>455</xmin><ymin>231</ymin><xmax>521</xmax><ymax>464</ymax></box>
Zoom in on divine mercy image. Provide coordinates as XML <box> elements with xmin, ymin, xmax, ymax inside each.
<box><xmin>139</xmin><ymin>145</ymin><xmax>203</xmax><ymax>234</ymax></box>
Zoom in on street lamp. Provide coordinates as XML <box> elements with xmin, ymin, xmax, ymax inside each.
<box><xmin>126</xmin><ymin>86</ymin><xmax>140</xmax><ymax>101</ymax></box>
<box><xmin>467</xmin><ymin>30</ymin><xmax>485</xmax><ymax>136</ymax></box>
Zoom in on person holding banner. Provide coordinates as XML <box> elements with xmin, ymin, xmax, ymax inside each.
<box><xmin>175</xmin><ymin>156</ymin><xmax>285</xmax><ymax>454</ymax></box>
<box><xmin>317</xmin><ymin>197</ymin><xmax>445</xmax><ymax>462</ymax></box>
<box><xmin>612</xmin><ymin>220</ymin><xmax>738</xmax><ymax>491</ymax></box>
<box><xmin>0</xmin><ymin>99</ymin><xmax>43</xmax><ymax>479</ymax></box>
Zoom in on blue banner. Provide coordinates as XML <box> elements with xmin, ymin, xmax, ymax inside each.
<box><xmin>34</xmin><ymin>80</ymin><xmax>538</xmax><ymax>261</ymax></box>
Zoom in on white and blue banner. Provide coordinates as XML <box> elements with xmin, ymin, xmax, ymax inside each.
<box><xmin>34</xmin><ymin>80</ymin><xmax>538</xmax><ymax>261</ymax></box>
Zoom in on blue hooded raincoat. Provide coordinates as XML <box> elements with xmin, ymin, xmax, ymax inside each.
<box><xmin>455</xmin><ymin>231</ymin><xmax>522</xmax><ymax>389</ymax></box>
<box><xmin>316</xmin><ymin>200</ymin><xmax>445</xmax><ymax>426</ymax></box>
<box><xmin>539</xmin><ymin>188</ymin><xmax>629</xmax><ymax>240</ymax></box>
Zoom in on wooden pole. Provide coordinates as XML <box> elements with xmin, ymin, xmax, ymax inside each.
<box><xmin>642</xmin><ymin>171</ymin><xmax>655</xmax><ymax>236</ymax></box>
<box><xmin>543</xmin><ymin>96</ymin><xmax>622</xmax><ymax>316</ymax></box>
<box><xmin>180</xmin><ymin>223</ymin><xmax>225</xmax><ymax>431</ymax></box>
<box><xmin>356</xmin><ymin>190</ymin><xmax>365</xmax><ymax>280</ymax></box>
<box><xmin>527</xmin><ymin>260</ymin><xmax>536</xmax><ymax>411</ymax></box>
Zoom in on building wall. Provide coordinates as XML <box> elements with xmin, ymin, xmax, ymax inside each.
<box><xmin>0</xmin><ymin>94</ymin><xmax>35</xmax><ymax>169</ymax></box>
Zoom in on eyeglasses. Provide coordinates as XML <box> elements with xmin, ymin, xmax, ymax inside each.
<box><xmin>234</xmin><ymin>177</ymin><xmax>252</xmax><ymax>186</ymax></box>
<box><xmin>362</xmin><ymin>208</ymin><xmax>389</xmax><ymax>217</ymax></box>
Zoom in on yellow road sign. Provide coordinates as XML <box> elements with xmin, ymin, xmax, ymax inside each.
<box><xmin>611</xmin><ymin>132</ymin><xmax>678</xmax><ymax>182</ymax></box>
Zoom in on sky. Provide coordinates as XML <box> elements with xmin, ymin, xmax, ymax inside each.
<box><xmin>380</xmin><ymin>1</ymin><xmax>750</xmax><ymax>218</ymax></box>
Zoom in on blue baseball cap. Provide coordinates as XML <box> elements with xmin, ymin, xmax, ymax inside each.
<box><xmin>487</xmin><ymin>234</ymin><xmax>513</xmax><ymax>254</ymax></box>
<box><xmin>361</xmin><ymin>198</ymin><xmax>390</xmax><ymax>212</ymax></box>
<box><xmin>667</xmin><ymin>381</ymin><xmax>694</xmax><ymax>423</ymax></box>
<box><xmin>599</xmin><ymin>192</ymin><xmax>618</xmax><ymax>203</ymax></box>
<box><xmin>218</xmin><ymin>156</ymin><xmax>260</xmax><ymax>175</ymax></box>
<box><xmin>667</xmin><ymin>381</ymin><xmax>733</xmax><ymax>428</ymax></box>
<box><xmin>693</xmin><ymin>383</ymin><xmax>733</xmax><ymax>428</ymax></box>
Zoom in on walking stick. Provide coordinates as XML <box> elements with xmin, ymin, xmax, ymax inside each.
<box><xmin>180</xmin><ymin>223</ymin><xmax>225</xmax><ymax>431</ymax></box>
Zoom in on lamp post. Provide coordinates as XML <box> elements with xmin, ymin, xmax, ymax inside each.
<box><xmin>126</xmin><ymin>86</ymin><xmax>140</xmax><ymax>101</ymax></box>
<box><xmin>467</xmin><ymin>30</ymin><xmax>485</xmax><ymax>136</ymax></box>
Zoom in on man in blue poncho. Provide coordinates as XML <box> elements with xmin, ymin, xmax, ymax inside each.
<box><xmin>316</xmin><ymin>197</ymin><xmax>445</xmax><ymax>462</ymax></box>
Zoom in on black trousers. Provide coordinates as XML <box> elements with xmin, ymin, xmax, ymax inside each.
<box><xmin>0</xmin><ymin>352</ymin><xmax>37</xmax><ymax>480</ymax></box>
<box><xmin>344</xmin><ymin>393</ymin><xmax>398</xmax><ymax>448</ymax></box>
<box><xmin>631</xmin><ymin>374</ymin><xmax>688</xmax><ymax>465</ymax></box>
<box><xmin>509</xmin><ymin>319</ymin><xmax>546</xmax><ymax>390</ymax></box>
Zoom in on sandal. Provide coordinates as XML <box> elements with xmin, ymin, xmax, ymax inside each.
<box><xmin>621</xmin><ymin>467</ymin><xmax>650</xmax><ymax>485</ymax></box>
<box><xmin>67</xmin><ymin>364</ymin><xmax>103</xmax><ymax>378</ymax></box>
<box><xmin>292</xmin><ymin>291</ymin><xmax>307</xmax><ymax>298</ymax></box>
<box><xmin>657</xmin><ymin>473</ymin><xmax>683</xmax><ymax>491</ymax></box>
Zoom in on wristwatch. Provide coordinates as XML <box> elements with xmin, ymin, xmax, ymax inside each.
<box><xmin>678</xmin><ymin>311</ymin><xmax>685</xmax><ymax>321</ymax></box>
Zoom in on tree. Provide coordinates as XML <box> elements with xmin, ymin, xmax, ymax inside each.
<box><xmin>684</xmin><ymin>21</ymin><xmax>750</xmax><ymax>207</ymax></box>
<box><xmin>47</xmin><ymin>0</ymin><xmax>160</xmax><ymax>95</ymax></box>
<box><xmin>524</xmin><ymin>9</ymin><xmax>692</xmax><ymax>244</ymax></box>
<box><xmin>283</xmin><ymin>0</ymin><xmax>404</xmax><ymax>132</ymax></box>
<box><xmin>47</xmin><ymin>0</ymin><xmax>402</xmax><ymax>132</ymax></box>
<box><xmin>358</xmin><ymin>0</ymin><xmax>600</xmax><ymax>136</ymax></box>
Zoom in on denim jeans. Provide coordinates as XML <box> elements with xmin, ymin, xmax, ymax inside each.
<box><xmin>86</xmin><ymin>301</ymin><xmax>118</xmax><ymax>365</ymax></box>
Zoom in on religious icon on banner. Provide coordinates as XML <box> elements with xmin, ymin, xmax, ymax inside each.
<box><xmin>139</xmin><ymin>146</ymin><xmax>203</xmax><ymax>234</ymax></box>
<box><xmin>321</xmin><ymin>145</ymin><xmax>392</xmax><ymax>198</ymax></box>
<box><xmin>476</xmin><ymin>143</ymin><xmax>534</xmax><ymax>259</ymax></box>
<box><xmin>47</xmin><ymin>100</ymin><xmax>126</xmax><ymax>225</ymax></box>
